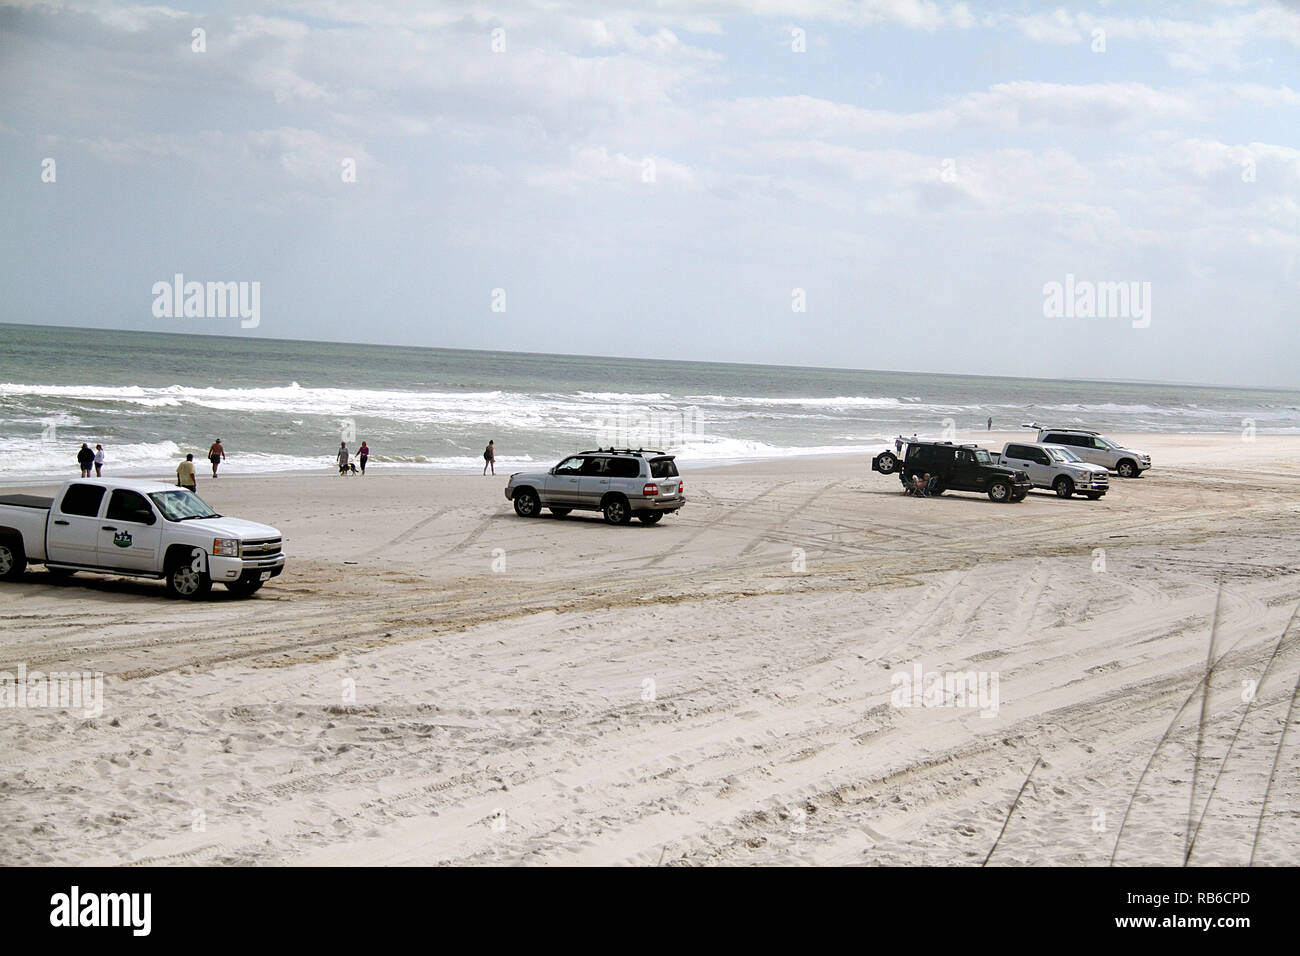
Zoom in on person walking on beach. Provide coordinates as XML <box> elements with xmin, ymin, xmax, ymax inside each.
<box><xmin>482</xmin><ymin>440</ymin><xmax>495</xmax><ymax>476</ymax></box>
<box><xmin>77</xmin><ymin>443</ymin><xmax>94</xmax><ymax>477</ymax></box>
<box><xmin>337</xmin><ymin>442</ymin><xmax>350</xmax><ymax>476</ymax></box>
<box><xmin>208</xmin><ymin>439</ymin><xmax>225</xmax><ymax>477</ymax></box>
<box><xmin>358</xmin><ymin>441</ymin><xmax>369</xmax><ymax>475</ymax></box>
<box><xmin>93</xmin><ymin>444</ymin><xmax>105</xmax><ymax>476</ymax></box>
<box><xmin>987</xmin><ymin>416</ymin><xmax>992</xmax><ymax>431</ymax></box>
<box><xmin>177</xmin><ymin>453</ymin><xmax>197</xmax><ymax>491</ymax></box>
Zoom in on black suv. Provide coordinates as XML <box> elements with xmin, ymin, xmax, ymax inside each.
<box><xmin>872</xmin><ymin>437</ymin><xmax>1032</xmax><ymax>503</ymax></box>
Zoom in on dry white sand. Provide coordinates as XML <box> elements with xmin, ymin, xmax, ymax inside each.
<box><xmin>2</xmin><ymin>432</ymin><xmax>1298</xmax><ymax>866</ymax></box>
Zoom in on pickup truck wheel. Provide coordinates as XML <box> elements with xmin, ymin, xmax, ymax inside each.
<box><xmin>1053</xmin><ymin>476</ymin><xmax>1074</xmax><ymax>498</ymax></box>
<box><xmin>166</xmin><ymin>560</ymin><xmax>212</xmax><ymax>599</ymax></box>
<box><xmin>988</xmin><ymin>480</ymin><xmax>1011</xmax><ymax>503</ymax></box>
<box><xmin>0</xmin><ymin>538</ymin><xmax>26</xmax><ymax>580</ymax></box>
<box><xmin>549</xmin><ymin>508</ymin><xmax>571</xmax><ymax>517</ymax></box>
<box><xmin>512</xmin><ymin>489</ymin><xmax>541</xmax><ymax>517</ymax></box>
<box><xmin>602</xmin><ymin>496</ymin><xmax>632</xmax><ymax>525</ymax></box>
<box><xmin>1116</xmin><ymin>459</ymin><xmax>1137</xmax><ymax>478</ymax></box>
<box><xmin>875</xmin><ymin>452</ymin><xmax>898</xmax><ymax>475</ymax></box>
<box><xmin>637</xmin><ymin>512</ymin><xmax>663</xmax><ymax>524</ymax></box>
<box><xmin>224</xmin><ymin>577</ymin><xmax>264</xmax><ymax>597</ymax></box>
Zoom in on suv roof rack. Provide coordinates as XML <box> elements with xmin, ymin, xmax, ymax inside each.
<box><xmin>577</xmin><ymin>448</ymin><xmax>668</xmax><ymax>457</ymax></box>
<box><xmin>893</xmin><ymin>436</ymin><xmax>983</xmax><ymax>448</ymax></box>
<box><xmin>1023</xmin><ymin>424</ymin><xmax>1099</xmax><ymax>436</ymax></box>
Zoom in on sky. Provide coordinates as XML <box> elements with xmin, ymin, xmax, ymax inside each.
<box><xmin>0</xmin><ymin>0</ymin><xmax>1297</xmax><ymax>387</ymax></box>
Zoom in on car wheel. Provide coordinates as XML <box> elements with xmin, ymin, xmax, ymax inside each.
<box><xmin>224</xmin><ymin>577</ymin><xmax>264</xmax><ymax>597</ymax></box>
<box><xmin>875</xmin><ymin>452</ymin><xmax>898</xmax><ymax>474</ymax></box>
<box><xmin>638</xmin><ymin>512</ymin><xmax>663</xmax><ymax>524</ymax></box>
<box><xmin>1053</xmin><ymin>476</ymin><xmax>1074</xmax><ymax>498</ymax></box>
<box><xmin>0</xmin><ymin>538</ymin><xmax>26</xmax><ymax>580</ymax></box>
<box><xmin>988</xmin><ymin>480</ymin><xmax>1011</xmax><ymax>503</ymax></box>
<box><xmin>549</xmin><ymin>508</ymin><xmax>571</xmax><ymax>517</ymax></box>
<box><xmin>603</xmin><ymin>496</ymin><xmax>632</xmax><ymax>525</ymax></box>
<box><xmin>513</xmin><ymin>489</ymin><xmax>541</xmax><ymax>517</ymax></box>
<box><xmin>166</xmin><ymin>559</ymin><xmax>212</xmax><ymax>599</ymax></box>
<box><xmin>1116</xmin><ymin>459</ymin><xmax>1137</xmax><ymax>478</ymax></box>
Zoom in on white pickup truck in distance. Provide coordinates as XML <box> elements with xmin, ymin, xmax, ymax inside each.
<box><xmin>996</xmin><ymin>442</ymin><xmax>1110</xmax><ymax>499</ymax></box>
<box><xmin>0</xmin><ymin>478</ymin><xmax>285</xmax><ymax>598</ymax></box>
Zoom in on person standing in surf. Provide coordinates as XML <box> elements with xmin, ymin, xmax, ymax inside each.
<box><xmin>483</xmin><ymin>440</ymin><xmax>495</xmax><ymax>476</ymax></box>
<box><xmin>77</xmin><ymin>443</ymin><xmax>94</xmax><ymax>477</ymax></box>
<box><xmin>93</xmin><ymin>444</ymin><xmax>105</xmax><ymax>476</ymax></box>
<box><xmin>208</xmin><ymin>439</ymin><xmax>226</xmax><ymax>477</ymax></box>
<box><xmin>358</xmin><ymin>441</ymin><xmax>370</xmax><ymax>475</ymax></box>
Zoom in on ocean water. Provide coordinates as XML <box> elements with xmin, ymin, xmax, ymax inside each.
<box><xmin>1</xmin><ymin>322</ymin><xmax>1297</xmax><ymax>482</ymax></box>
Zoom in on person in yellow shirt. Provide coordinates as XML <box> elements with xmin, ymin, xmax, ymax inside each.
<box><xmin>176</xmin><ymin>453</ymin><xmax>197</xmax><ymax>491</ymax></box>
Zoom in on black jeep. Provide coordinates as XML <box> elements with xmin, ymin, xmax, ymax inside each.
<box><xmin>872</xmin><ymin>437</ymin><xmax>1033</xmax><ymax>503</ymax></box>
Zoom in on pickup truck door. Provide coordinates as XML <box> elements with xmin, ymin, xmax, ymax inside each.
<box><xmin>46</xmin><ymin>483</ymin><xmax>108</xmax><ymax>566</ymax></box>
<box><xmin>1025</xmin><ymin>447</ymin><xmax>1053</xmax><ymax>484</ymax></box>
<box><xmin>97</xmin><ymin>489</ymin><xmax>163</xmax><ymax>572</ymax></box>
<box><xmin>545</xmin><ymin>457</ymin><xmax>585</xmax><ymax>505</ymax></box>
<box><xmin>1002</xmin><ymin>445</ymin><xmax>1043</xmax><ymax>485</ymax></box>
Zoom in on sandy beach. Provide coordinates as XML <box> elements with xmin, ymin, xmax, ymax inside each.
<box><xmin>2</xmin><ymin>431</ymin><xmax>1298</xmax><ymax>866</ymax></box>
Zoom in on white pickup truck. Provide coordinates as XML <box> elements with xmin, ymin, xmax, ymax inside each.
<box><xmin>0</xmin><ymin>478</ymin><xmax>285</xmax><ymax>598</ymax></box>
<box><xmin>995</xmin><ymin>442</ymin><xmax>1110</xmax><ymax>500</ymax></box>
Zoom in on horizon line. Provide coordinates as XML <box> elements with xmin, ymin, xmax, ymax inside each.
<box><xmin>3</xmin><ymin>320</ymin><xmax>1296</xmax><ymax>394</ymax></box>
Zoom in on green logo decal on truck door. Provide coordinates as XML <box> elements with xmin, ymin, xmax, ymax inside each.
<box><xmin>113</xmin><ymin>530</ymin><xmax>133</xmax><ymax>548</ymax></box>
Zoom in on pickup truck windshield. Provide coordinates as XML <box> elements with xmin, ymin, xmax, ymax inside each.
<box><xmin>149</xmin><ymin>489</ymin><xmax>220</xmax><ymax>521</ymax></box>
<box><xmin>972</xmin><ymin>449</ymin><xmax>992</xmax><ymax>465</ymax></box>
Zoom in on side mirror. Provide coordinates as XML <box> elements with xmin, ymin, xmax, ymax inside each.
<box><xmin>548</xmin><ymin>467</ymin><xmax>555</xmax><ymax>475</ymax></box>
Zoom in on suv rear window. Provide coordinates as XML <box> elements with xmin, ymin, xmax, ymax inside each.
<box><xmin>649</xmin><ymin>457</ymin><xmax>678</xmax><ymax>478</ymax></box>
<box><xmin>60</xmin><ymin>483</ymin><xmax>105</xmax><ymax>517</ymax></box>
<box><xmin>608</xmin><ymin>457</ymin><xmax>641</xmax><ymax>478</ymax></box>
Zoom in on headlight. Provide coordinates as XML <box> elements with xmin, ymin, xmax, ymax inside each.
<box><xmin>212</xmin><ymin>538</ymin><xmax>240</xmax><ymax>557</ymax></box>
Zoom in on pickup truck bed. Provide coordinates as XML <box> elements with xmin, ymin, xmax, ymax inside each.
<box><xmin>0</xmin><ymin>494</ymin><xmax>53</xmax><ymax>510</ymax></box>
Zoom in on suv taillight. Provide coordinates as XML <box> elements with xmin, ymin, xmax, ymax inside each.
<box><xmin>643</xmin><ymin>482</ymin><xmax>658</xmax><ymax>496</ymax></box>
<box><xmin>678</xmin><ymin>479</ymin><xmax>683</xmax><ymax>494</ymax></box>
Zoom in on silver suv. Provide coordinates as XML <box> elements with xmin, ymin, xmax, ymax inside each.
<box><xmin>505</xmin><ymin>449</ymin><xmax>685</xmax><ymax>525</ymax></box>
<box><xmin>1024</xmin><ymin>425</ymin><xmax>1151</xmax><ymax>478</ymax></box>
